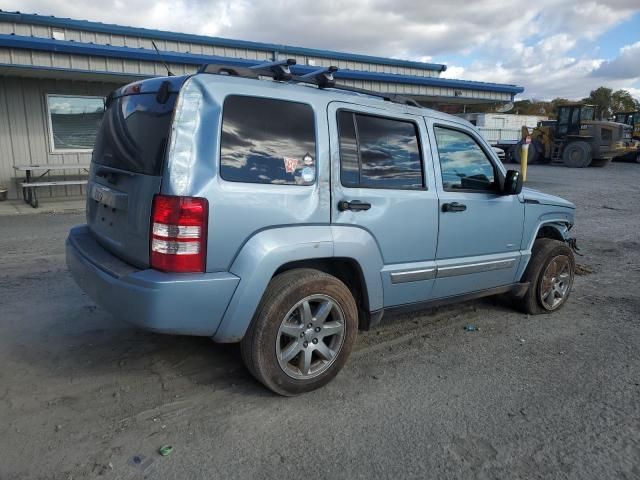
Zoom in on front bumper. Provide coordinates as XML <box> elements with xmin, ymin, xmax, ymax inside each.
<box><xmin>66</xmin><ymin>225</ymin><xmax>239</xmax><ymax>336</ymax></box>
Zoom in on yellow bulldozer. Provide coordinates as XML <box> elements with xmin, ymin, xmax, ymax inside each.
<box><xmin>512</xmin><ymin>104</ymin><xmax>639</xmax><ymax>167</ymax></box>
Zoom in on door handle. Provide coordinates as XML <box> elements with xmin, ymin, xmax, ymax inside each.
<box><xmin>442</xmin><ymin>202</ymin><xmax>467</xmax><ymax>213</ymax></box>
<box><xmin>338</xmin><ymin>200</ymin><xmax>371</xmax><ymax>212</ymax></box>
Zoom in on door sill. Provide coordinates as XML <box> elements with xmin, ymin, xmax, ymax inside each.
<box><xmin>370</xmin><ymin>282</ymin><xmax>529</xmax><ymax>324</ymax></box>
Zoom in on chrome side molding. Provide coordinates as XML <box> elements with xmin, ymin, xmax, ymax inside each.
<box><xmin>437</xmin><ymin>259</ymin><xmax>516</xmax><ymax>278</ymax></box>
<box><xmin>389</xmin><ymin>258</ymin><xmax>517</xmax><ymax>284</ymax></box>
<box><xmin>390</xmin><ymin>268</ymin><xmax>436</xmax><ymax>284</ymax></box>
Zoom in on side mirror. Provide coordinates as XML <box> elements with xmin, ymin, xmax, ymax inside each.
<box><xmin>503</xmin><ymin>170</ymin><xmax>523</xmax><ymax>195</ymax></box>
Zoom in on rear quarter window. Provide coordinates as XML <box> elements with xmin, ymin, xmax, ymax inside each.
<box><xmin>220</xmin><ymin>96</ymin><xmax>317</xmax><ymax>185</ymax></box>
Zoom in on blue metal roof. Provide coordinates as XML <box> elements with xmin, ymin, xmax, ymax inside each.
<box><xmin>0</xmin><ymin>10</ymin><xmax>447</xmax><ymax>72</ymax></box>
<box><xmin>0</xmin><ymin>33</ymin><xmax>525</xmax><ymax>94</ymax></box>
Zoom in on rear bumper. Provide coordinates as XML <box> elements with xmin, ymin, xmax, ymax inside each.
<box><xmin>66</xmin><ymin>225</ymin><xmax>239</xmax><ymax>336</ymax></box>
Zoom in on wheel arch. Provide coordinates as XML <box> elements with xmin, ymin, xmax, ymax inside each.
<box><xmin>212</xmin><ymin>225</ymin><xmax>384</xmax><ymax>342</ymax></box>
<box><xmin>517</xmin><ymin>218</ymin><xmax>572</xmax><ymax>281</ymax></box>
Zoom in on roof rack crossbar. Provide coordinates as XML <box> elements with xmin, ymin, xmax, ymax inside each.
<box><xmin>249</xmin><ymin>58</ymin><xmax>296</xmax><ymax>81</ymax></box>
<box><xmin>295</xmin><ymin>65</ymin><xmax>338</xmax><ymax>88</ymax></box>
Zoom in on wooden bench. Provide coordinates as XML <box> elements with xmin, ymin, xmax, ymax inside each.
<box><xmin>14</xmin><ymin>164</ymin><xmax>90</xmax><ymax>208</ymax></box>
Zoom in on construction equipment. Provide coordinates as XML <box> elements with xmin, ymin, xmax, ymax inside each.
<box><xmin>613</xmin><ymin>111</ymin><xmax>640</xmax><ymax>140</ymax></box>
<box><xmin>511</xmin><ymin>103</ymin><xmax>637</xmax><ymax>167</ymax></box>
<box><xmin>612</xmin><ymin>111</ymin><xmax>640</xmax><ymax>163</ymax></box>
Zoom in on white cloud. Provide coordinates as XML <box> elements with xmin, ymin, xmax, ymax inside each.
<box><xmin>3</xmin><ymin>0</ymin><xmax>640</xmax><ymax>100</ymax></box>
<box><xmin>591</xmin><ymin>41</ymin><xmax>640</xmax><ymax>79</ymax></box>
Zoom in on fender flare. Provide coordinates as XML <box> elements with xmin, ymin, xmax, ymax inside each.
<box><xmin>516</xmin><ymin>214</ymin><xmax>573</xmax><ymax>280</ymax></box>
<box><xmin>212</xmin><ymin>225</ymin><xmax>384</xmax><ymax>342</ymax></box>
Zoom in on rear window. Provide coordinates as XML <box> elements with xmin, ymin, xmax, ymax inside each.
<box><xmin>92</xmin><ymin>93</ymin><xmax>177</xmax><ymax>175</ymax></box>
<box><xmin>220</xmin><ymin>96</ymin><xmax>317</xmax><ymax>185</ymax></box>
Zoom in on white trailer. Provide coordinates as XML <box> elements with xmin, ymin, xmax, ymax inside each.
<box><xmin>458</xmin><ymin>113</ymin><xmax>548</xmax><ymax>147</ymax></box>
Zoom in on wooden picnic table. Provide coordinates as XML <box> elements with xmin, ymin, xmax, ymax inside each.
<box><xmin>13</xmin><ymin>163</ymin><xmax>91</xmax><ymax>208</ymax></box>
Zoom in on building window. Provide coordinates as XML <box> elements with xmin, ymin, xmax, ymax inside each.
<box><xmin>46</xmin><ymin>95</ymin><xmax>105</xmax><ymax>152</ymax></box>
<box><xmin>220</xmin><ymin>95</ymin><xmax>317</xmax><ymax>185</ymax></box>
<box><xmin>338</xmin><ymin>110</ymin><xmax>424</xmax><ymax>190</ymax></box>
<box><xmin>51</xmin><ymin>29</ymin><xmax>66</xmax><ymax>41</ymax></box>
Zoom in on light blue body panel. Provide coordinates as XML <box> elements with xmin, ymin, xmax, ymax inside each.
<box><xmin>424</xmin><ymin>116</ymin><xmax>525</xmax><ymax>297</ymax></box>
<box><xmin>213</xmin><ymin>226</ymin><xmax>334</xmax><ymax>342</ymax></box>
<box><xmin>328</xmin><ymin>101</ymin><xmax>440</xmax><ymax>307</ymax></box>
<box><xmin>330</xmin><ymin>225</ymin><xmax>385</xmax><ymax>310</ymax></box>
<box><xmin>66</xmin><ymin>225</ymin><xmax>239</xmax><ymax>336</ymax></box>
<box><xmin>162</xmin><ymin>75</ymin><xmax>332</xmax><ymax>272</ymax></box>
<box><xmin>66</xmin><ymin>73</ymin><xmax>577</xmax><ymax>343</ymax></box>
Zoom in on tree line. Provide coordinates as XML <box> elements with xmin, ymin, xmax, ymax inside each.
<box><xmin>511</xmin><ymin>87</ymin><xmax>640</xmax><ymax>119</ymax></box>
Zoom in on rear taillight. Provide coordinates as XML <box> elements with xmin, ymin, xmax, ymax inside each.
<box><xmin>150</xmin><ymin>195</ymin><xmax>208</xmax><ymax>273</ymax></box>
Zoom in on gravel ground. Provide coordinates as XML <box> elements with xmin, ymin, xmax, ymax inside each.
<box><xmin>0</xmin><ymin>163</ymin><xmax>639</xmax><ymax>480</ymax></box>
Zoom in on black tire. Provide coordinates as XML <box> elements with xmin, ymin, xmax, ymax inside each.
<box><xmin>589</xmin><ymin>158</ymin><xmax>612</xmax><ymax>168</ymax></box>
<box><xmin>512</xmin><ymin>140</ymin><xmax>540</xmax><ymax>165</ymax></box>
<box><xmin>241</xmin><ymin>268</ymin><xmax>358</xmax><ymax>396</ymax></box>
<box><xmin>562</xmin><ymin>141</ymin><xmax>592</xmax><ymax>167</ymax></box>
<box><xmin>514</xmin><ymin>238</ymin><xmax>575</xmax><ymax>315</ymax></box>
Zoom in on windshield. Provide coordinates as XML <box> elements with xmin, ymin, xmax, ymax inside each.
<box><xmin>580</xmin><ymin>106</ymin><xmax>595</xmax><ymax>121</ymax></box>
<box><xmin>92</xmin><ymin>92</ymin><xmax>177</xmax><ymax>175</ymax></box>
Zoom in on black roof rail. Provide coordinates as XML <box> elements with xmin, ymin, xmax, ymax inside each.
<box><xmin>326</xmin><ymin>84</ymin><xmax>421</xmax><ymax>107</ymax></box>
<box><xmin>197</xmin><ymin>60</ymin><xmax>421</xmax><ymax>107</ymax></box>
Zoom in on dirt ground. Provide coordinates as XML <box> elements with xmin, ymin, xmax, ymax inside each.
<box><xmin>1</xmin><ymin>162</ymin><xmax>639</xmax><ymax>480</ymax></box>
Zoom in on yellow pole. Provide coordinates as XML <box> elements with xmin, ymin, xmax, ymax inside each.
<box><xmin>521</xmin><ymin>136</ymin><xmax>531</xmax><ymax>182</ymax></box>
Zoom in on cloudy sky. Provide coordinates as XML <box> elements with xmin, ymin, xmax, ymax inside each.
<box><xmin>5</xmin><ymin>0</ymin><xmax>640</xmax><ymax>100</ymax></box>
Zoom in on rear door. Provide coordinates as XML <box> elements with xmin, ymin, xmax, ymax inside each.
<box><xmin>87</xmin><ymin>80</ymin><xmax>182</xmax><ymax>268</ymax></box>
<box><xmin>328</xmin><ymin>102</ymin><xmax>439</xmax><ymax>307</ymax></box>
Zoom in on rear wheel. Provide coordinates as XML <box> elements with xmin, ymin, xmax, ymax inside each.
<box><xmin>241</xmin><ymin>268</ymin><xmax>358</xmax><ymax>396</ymax></box>
<box><xmin>562</xmin><ymin>141</ymin><xmax>592</xmax><ymax>167</ymax></box>
<box><xmin>514</xmin><ymin>238</ymin><xmax>575</xmax><ymax>315</ymax></box>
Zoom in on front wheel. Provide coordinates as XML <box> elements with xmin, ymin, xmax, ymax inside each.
<box><xmin>562</xmin><ymin>141</ymin><xmax>592</xmax><ymax>167</ymax></box>
<box><xmin>514</xmin><ymin>238</ymin><xmax>575</xmax><ymax>315</ymax></box>
<box><xmin>241</xmin><ymin>268</ymin><xmax>358</xmax><ymax>396</ymax></box>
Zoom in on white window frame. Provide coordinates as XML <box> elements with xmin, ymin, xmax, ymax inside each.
<box><xmin>46</xmin><ymin>94</ymin><xmax>105</xmax><ymax>154</ymax></box>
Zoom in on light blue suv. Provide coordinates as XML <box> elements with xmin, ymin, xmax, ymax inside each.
<box><xmin>66</xmin><ymin>60</ymin><xmax>577</xmax><ymax>395</ymax></box>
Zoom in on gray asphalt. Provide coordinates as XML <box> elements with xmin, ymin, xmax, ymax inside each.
<box><xmin>0</xmin><ymin>162</ymin><xmax>639</xmax><ymax>479</ymax></box>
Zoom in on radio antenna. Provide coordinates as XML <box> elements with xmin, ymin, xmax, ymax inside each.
<box><xmin>151</xmin><ymin>40</ymin><xmax>174</xmax><ymax>76</ymax></box>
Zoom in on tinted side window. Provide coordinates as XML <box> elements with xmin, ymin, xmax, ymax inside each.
<box><xmin>434</xmin><ymin>127</ymin><xmax>496</xmax><ymax>192</ymax></box>
<box><xmin>338</xmin><ymin>111</ymin><xmax>424</xmax><ymax>190</ymax></box>
<box><xmin>220</xmin><ymin>96</ymin><xmax>316</xmax><ymax>185</ymax></box>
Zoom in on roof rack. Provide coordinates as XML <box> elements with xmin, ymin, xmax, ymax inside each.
<box><xmin>197</xmin><ymin>59</ymin><xmax>420</xmax><ymax>107</ymax></box>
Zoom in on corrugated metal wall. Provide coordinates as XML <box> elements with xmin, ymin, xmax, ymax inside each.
<box><xmin>0</xmin><ymin>20</ymin><xmax>439</xmax><ymax>77</ymax></box>
<box><xmin>0</xmin><ymin>76</ymin><xmax>119</xmax><ymax>199</ymax></box>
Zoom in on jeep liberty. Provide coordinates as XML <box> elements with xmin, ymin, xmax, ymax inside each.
<box><xmin>66</xmin><ymin>61</ymin><xmax>577</xmax><ymax>395</ymax></box>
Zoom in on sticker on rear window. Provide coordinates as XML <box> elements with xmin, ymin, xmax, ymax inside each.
<box><xmin>283</xmin><ymin>157</ymin><xmax>299</xmax><ymax>173</ymax></box>
<box><xmin>303</xmin><ymin>153</ymin><xmax>314</xmax><ymax>166</ymax></box>
<box><xmin>301</xmin><ymin>167</ymin><xmax>315</xmax><ymax>183</ymax></box>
